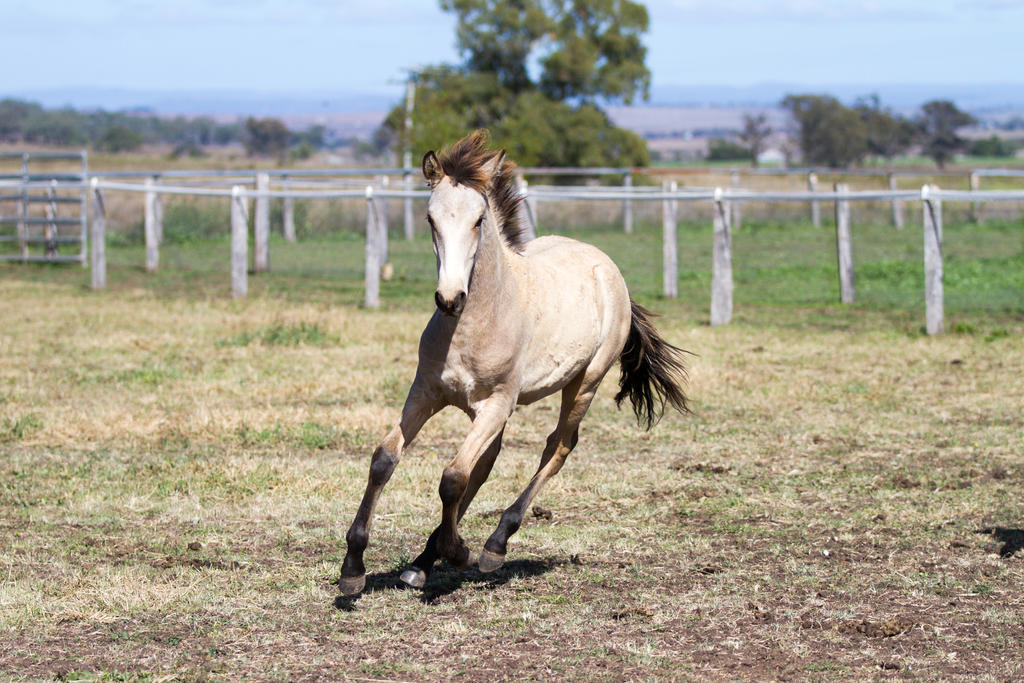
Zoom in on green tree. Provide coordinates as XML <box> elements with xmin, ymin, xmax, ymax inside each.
<box><xmin>293</xmin><ymin>124</ymin><xmax>325</xmax><ymax>149</ymax></box>
<box><xmin>443</xmin><ymin>0</ymin><xmax>650</xmax><ymax>103</ymax></box>
<box><xmin>853</xmin><ymin>94</ymin><xmax>917</xmax><ymax>164</ymax></box>
<box><xmin>918</xmin><ymin>99</ymin><xmax>976</xmax><ymax>169</ymax></box>
<box><xmin>24</xmin><ymin>108</ymin><xmax>88</xmax><ymax>146</ymax></box>
<box><xmin>500</xmin><ymin>93</ymin><xmax>648</xmax><ymax>167</ymax></box>
<box><xmin>381</xmin><ymin>1</ymin><xmax>651</xmax><ymax>168</ymax></box>
<box><xmin>781</xmin><ymin>94</ymin><xmax>868</xmax><ymax>167</ymax></box>
<box><xmin>739</xmin><ymin>113</ymin><xmax>771</xmax><ymax>167</ymax></box>
<box><xmin>0</xmin><ymin>99</ymin><xmax>44</xmax><ymax>142</ymax></box>
<box><xmin>244</xmin><ymin>117</ymin><xmax>290</xmax><ymax>157</ymax></box>
<box><xmin>706</xmin><ymin>138</ymin><xmax>750</xmax><ymax>162</ymax></box>
<box><xmin>97</xmin><ymin>125</ymin><xmax>144</xmax><ymax>153</ymax></box>
<box><xmin>969</xmin><ymin>135</ymin><xmax>1017</xmax><ymax>158</ymax></box>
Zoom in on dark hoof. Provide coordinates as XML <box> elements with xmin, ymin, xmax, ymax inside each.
<box><xmin>477</xmin><ymin>548</ymin><xmax>506</xmax><ymax>573</ymax></box>
<box><xmin>400</xmin><ymin>567</ymin><xmax>427</xmax><ymax>589</ymax></box>
<box><xmin>337</xmin><ymin>573</ymin><xmax>365</xmax><ymax>596</ymax></box>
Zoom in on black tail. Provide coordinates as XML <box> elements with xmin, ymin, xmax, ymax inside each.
<box><xmin>614</xmin><ymin>300</ymin><xmax>691</xmax><ymax>430</ymax></box>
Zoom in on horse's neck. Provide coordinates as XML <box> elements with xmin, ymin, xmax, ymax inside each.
<box><xmin>461</xmin><ymin>208</ymin><xmax>516</xmax><ymax>326</ymax></box>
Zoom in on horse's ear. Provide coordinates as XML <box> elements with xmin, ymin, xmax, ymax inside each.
<box><xmin>482</xmin><ymin>149</ymin><xmax>506</xmax><ymax>184</ymax></box>
<box><xmin>422</xmin><ymin>151</ymin><xmax>443</xmax><ymax>187</ymax></box>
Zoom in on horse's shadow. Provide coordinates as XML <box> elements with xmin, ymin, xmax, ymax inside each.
<box><xmin>333</xmin><ymin>558</ymin><xmax>559</xmax><ymax>611</ymax></box>
<box><xmin>976</xmin><ymin>527</ymin><xmax>1024</xmax><ymax>558</ymax></box>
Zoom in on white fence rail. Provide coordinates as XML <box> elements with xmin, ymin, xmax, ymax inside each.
<box><xmin>4</xmin><ymin>173</ymin><xmax>1024</xmax><ymax>335</ymax></box>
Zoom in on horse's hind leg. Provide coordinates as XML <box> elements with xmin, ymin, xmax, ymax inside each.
<box><xmin>400</xmin><ymin>428</ymin><xmax>504</xmax><ymax>588</ymax></box>
<box><xmin>479</xmin><ymin>374</ymin><xmax>599</xmax><ymax>573</ymax></box>
<box><xmin>339</xmin><ymin>384</ymin><xmax>439</xmax><ymax>595</ymax></box>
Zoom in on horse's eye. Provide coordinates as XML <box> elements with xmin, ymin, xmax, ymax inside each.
<box><xmin>474</xmin><ymin>216</ymin><xmax>483</xmax><ymax>229</ymax></box>
<box><xmin>426</xmin><ymin>215</ymin><xmax>435</xmax><ymax>228</ymax></box>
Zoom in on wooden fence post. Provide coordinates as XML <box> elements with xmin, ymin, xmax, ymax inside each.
<box><xmin>375</xmin><ymin>176</ymin><xmax>389</xmax><ymax>269</ymax></box>
<box><xmin>364</xmin><ymin>186</ymin><xmax>380</xmax><ymax>309</ymax></box>
<box><xmin>969</xmin><ymin>172</ymin><xmax>982</xmax><ymax>224</ymax></box>
<box><xmin>404</xmin><ymin>171</ymin><xmax>415</xmax><ymax>240</ymax></box>
<box><xmin>254</xmin><ymin>172</ymin><xmax>270</xmax><ymax>272</ymax></box>
<box><xmin>711</xmin><ymin>188</ymin><xmax>733</xmax><ymax>326</ymax></box>
<box><xmin>807</xmin><ymin>172</ymin><xmax>821</xmax><ymax>227</ymax></box>
<box><xmin>662</xmin><ymin>181</ymin><xmax>678</xmax><ymax>298</ymax></box>
<box><xmin>18</xmin><ymin>153</ymin><xmax>29</xmax><ymax>262</ymax></box>
<box><xmin>519</xmin><ymin>176</ymin><xmax>538</xmax><ymax>240</ymax></box>
<box><xmin>282</xmin><ymin>175</ymin><xmax>296</xmax><ymax>242</ymax></box>
<box><xmin>622</xmin><ymin>171</ymin><xmax>633</xmax><ymax>234</ymax></box>
<box><xmin>834</xmin><ymin>182</ymin><xmax>854</xmax><ymax>303</ymax></box>
<box><xmin>153</xmin><ymin>176</ymin><xmax>163</xmax><ymax>244</ymax></box>
<box><xmin>888</xmin><ymin>172</ymin><xmax>903</xmax><ymax>230</ymax></box>
<box><xmin>89</xmin><ymin>178</ymin><xmax>106</xmax><ymax>290</ymax></box>
<box><xmin>923</xmin><ymin>185</ymin><xmax>943</xmax><ymax>335</ymax></box>
<box><xmin>230</xmin><ymin>186</ymin><xmax>248</xmax><ymax>299</ymax></box>
<box><xmin>378</xmin><ymin>175</ymin><xmax>390</xmax><ymax>261</ymax></box>
<box><xmin>526</xmin><ymin>178</ymin><xmax>539</xmax><ymax>233</ymax></box>
<box><xmin>44</xmin><ymin>181</ymin><xmax>58</xmax><ymax>257</ymax></box>
<box><xmin>144</xmin><ymin>177</ymin><xmax>159</xmax><ymax>272</ymax></box>
<box><xmin>730</xmin><ymin>170</ymin><xmax>742</xmax><ymax>229</ymax></box>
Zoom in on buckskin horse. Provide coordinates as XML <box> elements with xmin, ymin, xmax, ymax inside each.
<box><xmin>339</xmin><ymin>131</ymin><xmax>690</xmax><ymax>595</ymax></box>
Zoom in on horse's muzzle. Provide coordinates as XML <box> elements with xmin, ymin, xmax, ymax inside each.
<box><xmin>435</xmin><ymin>290</ymin><xmax>466</xmax><ymax>317</ymax></box>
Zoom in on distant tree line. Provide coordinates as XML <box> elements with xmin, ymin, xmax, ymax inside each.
<box><xmin>0</xmin><ymin>98</ymin><xmax>332</xmax><ymax>159</ymax></box>
<box><xmin>708</xmin><ymin>96</ymin><xmax>1016</xmax><ymax>169</ymax></box>
<box><xmin>0</xmin><ymin>98</ymin><xmax>244</xmax><ymax>153</ymax></box>
<box><xmin>780</xmin><ymin>94</ymin><xmax>998</xmax><ymax>169</ymax></box>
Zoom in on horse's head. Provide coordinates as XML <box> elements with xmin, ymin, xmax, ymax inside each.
<box><xmin>422</xmin><ymin>144</ymin><xmax>505</xmax><ymax>317</ymax></box>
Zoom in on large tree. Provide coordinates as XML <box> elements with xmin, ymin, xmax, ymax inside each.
<box><xmin>382</xmin><ymin>0</ymin><xmax>651</xmax><ymax>168</ymax></box>
<box><xmin>854</xmin><ymin>94</ymin><xmax>917</xmax><ymax>164</ymax></box>
<box><xmin>444</xmin><ymin>0</ymin><xmax>650</xmax><ymax>103</ymax></box>
<box><xmin>781</xmin><ymin>94</ymin><xmax>868</xmax><ymax>168</ymax></box>
<box><xmin>918</xmin><ymin>99</ymin><xmax>975</xmax><ymax>169</ymax></box>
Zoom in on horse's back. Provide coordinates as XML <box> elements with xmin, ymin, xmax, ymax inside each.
<box><xmin>520</xmin><ymin>235</ymin><xmax>624</xmax><ymax>283</ymax></box>
<box><xmin>513</xmin><ymin>236</ymin><xmax>631</xmax><ymax>402</ymax></box>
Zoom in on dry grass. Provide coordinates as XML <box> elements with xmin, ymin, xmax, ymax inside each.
<box><xmin>1</xmin><ymin>276</ymin><xmax>1022</xmax><ymax>681</ymax></box>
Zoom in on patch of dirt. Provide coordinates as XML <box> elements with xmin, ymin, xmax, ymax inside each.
<box><xmin>746</xmin><ymin>601</ymin><xmax>774</xmax><ymax>623</ymax></box>
<box><xmin>611</xmin><ymin>605</ymin><xmax>656</xmax><ymax>620</ymax></box>
<box><xmin>838</xmin><ymin>617</ymin><xmax>917</xmax><ymax>638</ymax></box>
<box><xmin>890</xmin><ymin>474</ymin><xmax>920</xmax><ymax>489</ymax></box>
<box><xmin>151</xmin><ymin>556</ymin><xmax>245</xmax><ymax>571</ymax></box>
<box><xmin>670</xmin><ymin>461</ymin><xmax>731</xmax><ymax>474</ymax></box>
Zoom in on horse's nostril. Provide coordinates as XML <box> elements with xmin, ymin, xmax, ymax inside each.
<box><xmin>435</xmin><ymin>291</ymin><xmax>466</xmax><ymax>316</ymax></box>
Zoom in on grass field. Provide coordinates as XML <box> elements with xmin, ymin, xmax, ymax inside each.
<box><xmin>1</xmin><ymin>218</ymin><xmax>1023</xmax><ymax>680</ymax></box>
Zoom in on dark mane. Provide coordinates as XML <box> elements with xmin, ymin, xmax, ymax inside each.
<box><xmin>436</xmin><ymin>130</ymin><xmax>530</xmax><ymax>252</ymax></box>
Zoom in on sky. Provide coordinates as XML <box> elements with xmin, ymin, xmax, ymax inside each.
<box><xmin>4</xmin><ymin>0</ymin><xmax>1024</xmax><ymax>106</ymax></box>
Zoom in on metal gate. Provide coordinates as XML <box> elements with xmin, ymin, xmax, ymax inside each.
<box><xmin>0</xmin><ymin>151</ymin><xmax>88</xmax><ymax>264</ymax></box>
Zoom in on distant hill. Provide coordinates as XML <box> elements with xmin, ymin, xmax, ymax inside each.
<box><xmin>648</xmin><ymin>83</ymin><xmax>1024</xmax><ymax>112</ymax></box>
<box><xmin>9</xmin><ymin>82</ymin><xmax>1024</xmax><ymax>117</ymax></box>
<box><xmin>5</xmin><ymin>83</ymin><xmax>1023</xmax><ymax>144</ymax></box>
<box><xmin>6</xmin><ymin>87</ymin><xmax>397</xmax><ymax>116</ymax></box>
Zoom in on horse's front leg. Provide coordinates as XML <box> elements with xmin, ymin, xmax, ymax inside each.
<box><xmin>339</xmin><ymin>383</ymin><xmax>439</xmax><ymax>595</ymax></box>
<box><xmin>436</xmin><ymin>396</ymin><xmax>513</xmax><ymax>569</ymax></box>
<box><xmin>400</xmin><ymin>427</ymin><xmax>504</xmax><ymax>588</ymax></box>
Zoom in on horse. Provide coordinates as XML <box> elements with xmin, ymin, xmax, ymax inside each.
<box><xmin>339</xmin><ymin>131</ymin><xmax>690</xmax><ymax>595</ymax></box>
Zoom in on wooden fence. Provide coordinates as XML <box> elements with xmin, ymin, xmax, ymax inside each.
<box><xmin>6</xmin><ymin>171</ymin><xmax>1024</xmax><ymax>335</ymax></box>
